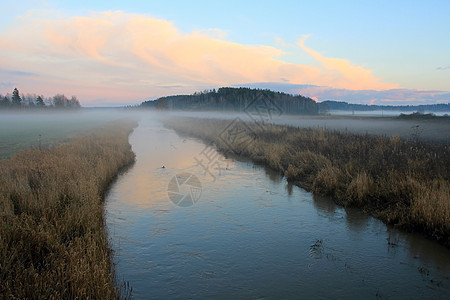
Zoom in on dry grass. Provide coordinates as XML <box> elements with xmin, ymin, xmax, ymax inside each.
<box><xmin>0</xmin><ymin>120</ymin><xmax>136</xmax><ymax>298</ymax></box>
<box><xmin>164</xmin><ymin>117</ymin><xmax>449</xmax><ymax>246</ymax></box>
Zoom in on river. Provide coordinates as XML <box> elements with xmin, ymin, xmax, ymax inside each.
<box><xmin>105</xmin><ymin>116</ymin><xmax>449</xmax><ymax>299</ymax></box>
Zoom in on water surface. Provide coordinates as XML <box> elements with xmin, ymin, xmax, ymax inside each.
<box><xmin>106</xmin><ymin>116</ymin><xmax>450</xmax><ymax>299</ymax></box>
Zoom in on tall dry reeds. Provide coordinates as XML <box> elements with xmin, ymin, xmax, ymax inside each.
<box><xmin>0</xmin><ymin>120</ymin><xmax>136</xmax><ymax>298</ymax></box>
<box><xmin>164</xmin><ymin>118</ymin><xmax>449</xmax><ymax>246</ymax></box>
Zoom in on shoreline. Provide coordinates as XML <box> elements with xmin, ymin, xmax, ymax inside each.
<box><xmin>163</xmin><ymin>117</ymin><xmax>449</xmax><ymax>247</ymax></box>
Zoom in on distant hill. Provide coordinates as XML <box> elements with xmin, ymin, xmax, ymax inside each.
<box><xmin>320</xmin><ymin>100</ymin><xmax>450</xmax><ymax>112</ymax></box>
<box><xmin>140</xmin><ymin>87</ymin><xmax>319</xmax><ymax>115</ymax></box>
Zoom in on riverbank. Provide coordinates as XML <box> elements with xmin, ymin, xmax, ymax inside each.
<box><xmin>0</xmin><ymin>120</ymin><xmax>136</xmax><ymax>298</ymax></box>
<box><xmin>163</xmin><ymin>117</ymin><xmax>449</xmax><ymax>247</ymax></box>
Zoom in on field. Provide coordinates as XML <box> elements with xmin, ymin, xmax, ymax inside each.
<box><xmin>0</xmin><ymin>111</ymin><xmax>128</xmax><ymax>159</ymax></box>
<box><xmin>0</xmin><ymin>115</ymin><xmax>136</xmax><ymax>299</ymax></box>
<box><xmin>164</xmin><ymin>117</ymin><xmax>450</xmax><ymax>246</ymax></box>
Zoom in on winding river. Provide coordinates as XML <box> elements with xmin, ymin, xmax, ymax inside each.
<box><xmin>106</xmin><ymin>116</ymin><xmax>449</xmax><ymax>299</ymax></box>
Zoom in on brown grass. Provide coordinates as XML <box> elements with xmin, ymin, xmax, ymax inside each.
<box><xmin>164</xmin><ymin>117</ymin><xmax>449</xmax><ymax>246</ymax></box>
<box><xmin>0</xmin><ymin>120</ymin><xmax>136</xmax><ymax>298</ymax></box>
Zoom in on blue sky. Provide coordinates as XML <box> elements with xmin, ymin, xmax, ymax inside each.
<box><xmin>0</xmin><ymin>0</ymin><xmax>449</xmax><ymax>105</ymax></box>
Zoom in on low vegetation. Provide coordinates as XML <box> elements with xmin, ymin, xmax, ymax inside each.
<box><xmin>0</xmin><ymin>120</ymin><xmax>136</xmax><ymax>298</ymax></box>
<box><xmin>164</xmin><ymin>117</ymin><xmax>449</xmax><ymax>246</ymax></box>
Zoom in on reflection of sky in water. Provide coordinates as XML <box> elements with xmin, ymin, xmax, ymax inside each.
<box><xmin>106</xmin><ymin>116</ymin><xmax>450</xmax><ymax>299</ymax></box>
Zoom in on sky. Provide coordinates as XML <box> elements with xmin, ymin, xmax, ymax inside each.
<box><xmin>0</xmin><ymin>0</ymin><xmax>449</xmax><ymax>106</ymax></box>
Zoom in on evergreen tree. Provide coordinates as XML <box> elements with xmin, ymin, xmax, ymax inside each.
<box><xmin>36</xmin><ymin>95</ymin><xmax>45</xmax><ymax>107</ymax></box>
<box><xmin>11</xmin><ymin>88</ymin><xmax>22</xmax><ymax>107</ymax></box>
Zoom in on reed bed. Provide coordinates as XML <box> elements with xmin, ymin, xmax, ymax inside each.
<box><xmin>164</xmin><ymin>118</ymin><xmax>449</xmax><ymax>246</ymax></box>
<box><xmin>0</xmin><ymin>120</ymin><xmax>136</xmax><ymax>298</ymax></box>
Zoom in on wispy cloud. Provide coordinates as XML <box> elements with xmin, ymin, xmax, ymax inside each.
<box><xmin>0</xmin><ymin>10</ymin><xmax>398</xmax><ymax>104</ymax></box>
<box><xmin>0</xmin><ymin>81</ymin><xmax>15</xmax><ymax>88</ymax></box>
<box><xmin>298</xmin><ymin>36</ymin><xmax>397</xmax><ymax>90</ymax></box>
<box><xmin>0</xmin><ymin>69</ymin><xmax>37</xmax><ymax>77</ymax></box>
<box><xmin>436</xmin><ymin>66</ymin><xmax>450</xmax><ymax>70</ymax></box>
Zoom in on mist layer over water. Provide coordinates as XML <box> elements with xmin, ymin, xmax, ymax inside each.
<box><xmin>106</xmin><ymin>115</ymin><xmax>450</xmax><ymax>299</ymax></box>
<box><xmin>157</xmin><ymin>111</ymin><xmax>450</xmax><ymax>143</ymax></box>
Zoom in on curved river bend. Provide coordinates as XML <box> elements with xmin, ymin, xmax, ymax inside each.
<box><xmin>106</xmin><ymin>117</ymin><xmax>449</xmax><ymax>299</ymax></box>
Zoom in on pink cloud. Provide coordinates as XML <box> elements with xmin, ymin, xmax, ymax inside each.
<box><xmin>298</xmin><ymin>37</ymin><xmax>398</xmax><ymax>91</ymax></box>
<box><xmin>0</xmin><ymin>10</ymin><xmax>400</xmax><ymax>105</ymax></box>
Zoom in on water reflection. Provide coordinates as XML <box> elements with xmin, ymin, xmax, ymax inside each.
<box><xmin>312</xmin><ymin>194</ymin><xmax>338</xmax><ymax>214</ymax></box>
<box><xmin>106</xmin><ymin>116</ymin><xmax>450</xmax><ymax>299</ymax></box>
<box><xmin>286</xmin><ymin>182</ymin><xmax>294</xmax><ymax>196</ymax></box>
<box><xmin>261</xmin><ymin>164</ymin><xmax>284</xmax><ymax>184</ymax></box>
<box><xmin>343</xmin><ymin>207</ymin><xmax>371</xmax><ymax>234</ymax></box>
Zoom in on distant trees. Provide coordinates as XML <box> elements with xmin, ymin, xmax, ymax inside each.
<box><xmin>320</xmin><ymin>100</ymin><xmax>450</xmax><ymax>112</ymax></box>
<box><xmin>11</xmin><ymin>88</ymin><xmax>22</xmax><ymax>107</ymax></box>
<box><xmin>52</xmin><ymin>94</ymin><xmax>66</xmax><ymax>108</ymax></box>
<box><xmin>141</xmin><ymin>87</ymin><xmax>319</xmax><ymax>115</ymax></box>
<box><xmin>0</xmin><ymin>96</ymin><xmax>10</xmax><ymax>107</ymax></box>
<box><xmin>318</xmin><ymin>102</ymin><xmax>329</xmax><ymax>114</ymax></box>
<box><xmin>52</xmin><ymin>94</ymin><xmax>81</xmax><ymax>109</ymax></box>
<box><xmin>36</xmin><ymin>96</ymin><xmax>45</xmax><ymax>107</ymax></box>
<box><xmin>0</xmin><ymin>88</ymin><xmax>81</xmax><ymax>110</ymax></box>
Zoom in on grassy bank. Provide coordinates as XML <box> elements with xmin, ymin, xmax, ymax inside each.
<box><xmin>164</xmin><ymin>117</ymin><xmax>449</xmax><ymax>246</ymax></box>
<box><xmin>0</xmin><ymin>120</ymin><xmax>136</xmax><ymax>298</ymax></box>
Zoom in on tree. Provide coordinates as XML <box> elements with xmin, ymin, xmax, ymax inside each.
<box><xmin>53</xmin><ymin>94</ymin><xmax>81</xmax><ymax>109</ymax></box>
<box><xmin>68</xmin><ymin>96</ymin><xmax>81</xmax><ymax>108</ymax></box>
<box><xmin>53</xmin><ymin>94</ymin><xmax>67</xmax><ymax>108</ymax></box>
<box><xmin>319</xmin><ymin>102</ymin><xmax>329</xmax><ymax>115</ymax></box>
<box><xmin>36</xmin><ymin>95</ymin><xmax>45</xmax><ymax>107</ymax></box>
<box><xmin>0</xmin><ymin>96</ymin><xmax>11</xmax><ymax>108</ymax></box>
<box><xmin>11</xmin><ymin>88</ymin><xmax>22</xmax><ymax>107</ymax></box>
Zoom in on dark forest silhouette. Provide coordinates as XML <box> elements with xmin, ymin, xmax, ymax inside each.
<box><xmin>141</xmin><ymin>87</ymin><xmax>319</xmax><ymax>115</ymax></box>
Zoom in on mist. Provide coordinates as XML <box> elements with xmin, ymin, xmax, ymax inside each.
<box><xmin>151</xmin><ymin>110</ymin><xmax>449</xmax><ymax>143</ymax></box>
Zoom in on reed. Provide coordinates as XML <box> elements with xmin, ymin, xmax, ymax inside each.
<box><xmin>164</xmin><ymin>117</ymin><xmax>449</xmax><ymax>246</ymax></box>
<box><xmin>0</xmin><ymin>120</ymin><xmax>136</xmax><ymax>298</ymax></box>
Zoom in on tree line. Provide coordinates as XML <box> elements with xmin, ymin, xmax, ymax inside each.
<box><xmin>0</xmin><ymin>88</ymin><xmax>81</xmax><ymax>110</ymax></box>
<box><xmin>320</xmin><ymin>100</ymin><xmax>450</xmax><ymax>112</ymax></box>
<box><xmin>141</xmin><ymin>87</ymin><xmax>319</xmax><ymax>115</ymax></box>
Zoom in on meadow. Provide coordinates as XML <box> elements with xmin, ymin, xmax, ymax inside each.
<box><xmin>0</xmin><ymin>111</ymin><xmax>125</xmax><ymax>159</ymax></box>
<box><xmin>0</xmin><ymin>117</ymin><xmax>136</xmax><ymax>299</ymax></box>
<box><xmin>164</xmin><ymin>117</ymin><xmax>449</xmax><ymax>246</ymax></box>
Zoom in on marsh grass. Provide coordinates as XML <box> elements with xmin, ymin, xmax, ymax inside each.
<box><xmin>0</xmin><ymin>120</ymin><xmax>136</xmax><ymax>298</ymax></box>
<box><xmin>164</xmin><ymin>118</ymin><xmax>449</xmax><ymax>246</ymax></box>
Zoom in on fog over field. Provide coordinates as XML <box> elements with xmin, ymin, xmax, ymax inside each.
<box><xmin>1</xmin><ymin>108</ymin><xmax>448</xmax><ymax>158</ymax></box>
<box><xmin>0</xmin><ymin>110</ymin><xmax>130</xmax><ymax>158</ymax></box>
<box><xmin>154</xmin><ymin>110</ymin><xmax>450</xmax><ymax>143</ymax></box>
